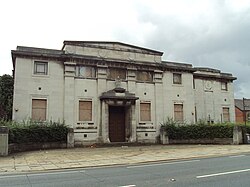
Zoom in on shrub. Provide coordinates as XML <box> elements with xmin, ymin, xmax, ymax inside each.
<box><xmin>161</xmin><ymin>119</ymin><xmax>234</xmax><ymax>139</ymax></box>
<box><xmin>1</xmin><ymin>120</ymin><xmax>69</xmax><ymax>144</ymax></box>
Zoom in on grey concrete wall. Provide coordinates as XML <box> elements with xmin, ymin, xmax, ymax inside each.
<box><xmin>0</xmin><ymin>126</ymin><xmax>9</xmax><ymax>156</ymax></box>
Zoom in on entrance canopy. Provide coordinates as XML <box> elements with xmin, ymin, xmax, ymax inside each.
<box><xmin>100</xmin><ymin>87</ymin><xmax>139</xmax><ymax>105</ymax></box>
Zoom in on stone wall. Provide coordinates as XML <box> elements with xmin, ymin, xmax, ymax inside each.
<box><xmin>161</xmin><ymin>125</ymin><xmax>243</xmax><ymax>145</ymax></box>
<box><xmin>9</xmin><ymin>142</ymin><xmax>67</xmax><ymax>154</ymax></box>
<box><xmin>169</xmin><ymin>138</ymin><xmax>233</xmax><ymax>144</ymax></box>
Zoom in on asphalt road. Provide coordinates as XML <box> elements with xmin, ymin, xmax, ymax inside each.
<box><xmin>1</xmin><ymin>154</ymin><xmax>250</xmax><ymax>187</ymax></box>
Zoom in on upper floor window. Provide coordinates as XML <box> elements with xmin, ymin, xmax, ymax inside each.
<box><xmin>137</xmin><ymin>71</ymin><xmax>153</xmax><ymax>82</ymax></box>
<box><xmin>34</xmin><ymin>61</ymin><xmax>48</xmax><ymax>75</ymax></box>
<box><xmin>173</xmin><ymin>73</ymin><xmax>182</xmax><ymax>84</ymax></box>
<box><xmin>78</xmin><ymin>66</ymin><xmax>96</xmax><ymax>78</ymax></box>
<box><xmin>221</xmin><ymin>82</ymin><xmax>228</xmax><ymax>91</ymax></box>
<box><xmin>107</xmin><ymin>68</ymin><xmax>126</xmax><ymax>80</ymax></box>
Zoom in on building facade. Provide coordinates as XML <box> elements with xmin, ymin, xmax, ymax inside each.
<box><xmin>235</xmin><ymin>99</ymin><xmax>250</xmax><ymax>123</ymax></box>
<box><xmin>12</xmin><ymin>41</ymin><xmax>236</xmax><ymax>145</ymax></box>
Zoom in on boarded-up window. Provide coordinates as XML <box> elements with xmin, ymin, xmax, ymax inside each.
<box><xmin>79</xmin><ymin>101</ymin><xmax>92</xmax><ymax>121</ymax></box>
<box><xmin>137</xmin><ymin>71</ymin><xmax>153</xmax><ymax>82</ymax></box>
<box><xmin>223</xmin><ymin>107</ymin><xmax>230</xmax><ymax>122</ymax></box>
<box><xmin>32</xmin><ymin>99</ymin><xmax>47</xmax><ymax>121</ymax></box>
<box><xmin>173</xmin><ymin>73</ymin><xmax>182</xmax><ymax>84</ymax></box>
<box><xmin>78</xmin><ymin>66</ymin><xmax>96</xmax><ymax>78</ymax></box>
<box><xmin>34</xmin><ymin>61</ymin><xmax>48</xmax><ymax>75</ymax></box>
<box><xmin>108</xmin><ymin>68</ymin><xmax>126</xmax><ymax>80</ymax></box>
<box><xmin>221</xmin><ymin>82</ymin><xmax>228</xmax><ymax>91</ymax></box>
<box><xmin>174</xmin><ymin>104</ymin><xmax>183</xmax><ymax>122</ymax></box>
<box><xmin>140</xmin><ymin>103</ymin><xmax>151</xmax><ymax>121</ymax></box>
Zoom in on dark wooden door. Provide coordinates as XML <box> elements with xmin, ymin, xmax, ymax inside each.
<box><xmin>109</xmin><ymin>106</ymin><xmax>125</xmax><ymax>142</ymax></box>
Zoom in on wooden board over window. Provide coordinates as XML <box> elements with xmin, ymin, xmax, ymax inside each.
<box><xmin>140</xmin><ymin>103</ymin><xmax>151</xmax><ymax>121</ymax></box>
<box><xmin>137</xmin><ymin>71</ymin><xmax>153</xmax><ymax>82</ymax></box>
<box><xmin>173</xmin><ymin>73</ymin><xmax>182</xmax><ymax>84</ymax></box>
<box><xmin>79</xmin><ymin>101</ymin><xmax>92</xmax><ymax>121</ymax></box>
<box><xmin>108</xmin><ymin>68</ymin><xmax>126</xmax><ymax>80</ymax></box>
<box><xmin>174</xmin><ymin>104</ymin><xmax>183</xmax><ymax>122</ymax></box>
<box><xmin>32</xmin><ymin>99</ymin><xmax>47</xmax><ymax>121</ymax></box>
<box><xmin>223</xmin><ymin>107</ymin><xmax>230</xmax><ymax>122</ymax></box>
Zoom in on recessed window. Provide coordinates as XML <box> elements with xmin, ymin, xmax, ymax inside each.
<box><xmin>173</xmin><ymin>73</ymin><xmax>182</xmax><ymax>84</ymax></box>
<box><xmin>79</xmin><ymin>100</ymin><xmax>92</xmax><ymax>121</ymax></box>
<box><xmin>193</xmin><ymin>78</ymin><xmax>196</xmax><ymax>89</ymax></box>
<box><xmin>34</xmin><ymin>61</ymin><xmax>48</xmax><ymax>75</ymax></box>
<box><xmin>174</xmin><ymin>104</ymin><xmax>183</xmax><ymax>122</ymax></box>
<box><xmin>78</xmin><ymin>66</ymin><xmax>96</xmax><ymax>78</ymax></box>
<box><xmin>107</xmin><ymin>68</ymin><xmax>126</xmax><ymax>80</ymax></box>
<box><xmin>137</xmin><ymin>71</ymin><xmax>153</xmax><ymax>82</ymax></box>
<box><xmin>32</xmin><ymin>99</ymin><xmax>47</xmax><ymax>121</ymax></box>
<box><xmin>223</xmin><ymin>107</ymin><xmax>230</xmax><ymax>122</ymax></box>
<box><xmin>221</xmin><ymin>82</ymin><xmax>228</xmax><ymax>91</ymax></box>
<box><xmin>140</xmin><ymin>103</ymin><xmax>151</xmax><ymax>121</ymax></box>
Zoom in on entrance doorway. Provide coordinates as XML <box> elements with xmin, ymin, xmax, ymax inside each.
<box><xmin>109</xmin><ymin>106</ymin><xmax>125</xmax><ymax>142</ymax></box>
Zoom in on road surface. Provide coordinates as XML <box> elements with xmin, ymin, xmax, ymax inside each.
<box><xmin>1</xmin><ymin>154</ymin><xmax>250</xmax><ymax>187</ymax></box>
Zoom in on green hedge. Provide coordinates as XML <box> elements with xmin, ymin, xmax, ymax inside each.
<box><xmin>239</xmin><ymin>125</ymin><xmax>250</xmax><ymax>135</ymax></box>
<box><xmin>161</xmin><ymin>123</ymin><xmax>234</xmax><ymax>140</ymax></box>
<box><xmin>0</xmin><ymin>120</ymin><xmax>69</xmax><ymax>144</ymax></box>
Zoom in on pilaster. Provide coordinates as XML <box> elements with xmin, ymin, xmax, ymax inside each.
<box><xmin>64</xmin><ymin>62</ymin><xmax>76</xmax><ymax>128</ymax></box>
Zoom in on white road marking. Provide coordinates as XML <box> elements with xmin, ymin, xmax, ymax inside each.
<box><xmin>0</xmin><ymin>175</ymin><xmax>26</xmax><ymax>179</ymax></box>
<box><xmin>229</xmin><ymin>155</ymin><xmax>245</xmax><ymax>158</ymax></box>
<box><xmin>119</xmin><ymin>185</ymin><xmax>136</xmax><ymax>187</ymax></box>
<box><xmin>197</xmin><ymin>168</ymin><xmax>250</xmax><ymax>179</ymax></box>
<box><xmin>0</xmin><ymin>170</ymin><xmax>85</xmax><ymax>179</ymax></box>
<box><xmin>28</xmin><ymin>170</ymin><xmax>84</xmax><ymax>177</ymax></box>
<box><xmin>127</xmin><ymin>159</ymin><xmax>200</xmax><ymax>169</ymax></box>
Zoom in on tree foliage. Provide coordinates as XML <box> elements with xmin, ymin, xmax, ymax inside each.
<box><xmin>0</xmin><ymin>74</ymin><xmax>14</xmax><ymax>120</ymax></box>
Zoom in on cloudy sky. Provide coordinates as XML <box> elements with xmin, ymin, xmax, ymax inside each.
<box><xmin>1</xmin><ymin>0</ymin><xmax>250</xmax><ymax>98</ymax></box>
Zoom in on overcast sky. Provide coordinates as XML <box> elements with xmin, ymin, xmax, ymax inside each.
<box><xmin>1</xmin><ymin>0</ymin><xmax>250</xmax><ymax>98</ymax></box>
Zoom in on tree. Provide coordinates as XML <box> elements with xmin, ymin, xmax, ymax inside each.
<box><xmin>0</xmin><ymin>74</ymin><xmax>14</xmax><ymax>120</ymax></box>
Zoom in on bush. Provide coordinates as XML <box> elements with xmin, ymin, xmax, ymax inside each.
<box><xmin>161</xmin><ymin>119</ymin><xmax>234</xmax><ymax>139</ymax></box>
<box><xmin>1</xmin><ymin>120</ymin><xmax>69</xmax><ymax>144</ymax></box>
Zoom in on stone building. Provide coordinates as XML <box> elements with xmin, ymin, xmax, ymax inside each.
<box><xmin>11</xmin><ymin>41</ymin><xmax>236</xmax><ymax>145</ymax></box>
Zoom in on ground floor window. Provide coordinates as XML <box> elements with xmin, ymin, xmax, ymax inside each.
<box><xmin>79</xmin><ymin>100</ymin><xmax>92</xmax><ymax>121</ymax></box>
<box><xmin>223</xmin><ymin>107</ymin><xmax>230</xmax><ymax>122</ymax></box>
<box><xmin>140</xmin><ymin>102</ymin><xmax>151</xmax><ymax>121</ymax></box>
<box><xmin>32</xmin><ymin>99</ymin><xmax>47</xmax><ymax>121</ymax></box>
<box><xmin>174</xmin><ymin>104</ymin><xmax>183</xmax><ymax>122</ymax></box>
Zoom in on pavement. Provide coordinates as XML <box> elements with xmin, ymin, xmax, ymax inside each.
<box><xmin>1</xmin><ymin>144</ymin><xmax>250</xmax><ymax>174</ymax></box>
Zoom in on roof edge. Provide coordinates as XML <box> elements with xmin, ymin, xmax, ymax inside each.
<box><xmin>62</xmin><ymin>40</ymin><xmax>164</xmax><ymax>56</ymax></box>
